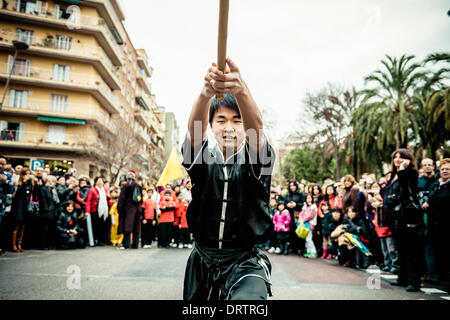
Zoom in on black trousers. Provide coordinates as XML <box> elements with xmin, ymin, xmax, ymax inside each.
<box><xmin>141</xmin><ymin>220</ymin><xmax>155</xmax><ymax>246</ymax></box>
<box><xmin>179</xmin><ymin>228</ymin><xmax>191</xmax><ymax>244</ymax></box>
<box><xmin>395</xmin><ymin>230</ymin><xmax>423</xmax><ymax>288</ymax></box>
<box><xmin>123</xmin><ymin>232</ymin><xmax>139</xmax><ymax>249</ymax></box>
<box><xmin>38</xmin><ymin>218</ymin><xmax>56</xmax><ymax>250</ymax></box>
<box><xmin>158</xmin><ymin>222</ymin><xmax>172</xmax><ymax>248</ymax></box>
<box><xmin>92</xmin><ymin>212</ymin><xmax>110</xmax><ymax>245</ymax></box>
<box><xmin>183</xmin><ymin>244</ymin><xmax>272</xmax><ymax>301</ymax></box>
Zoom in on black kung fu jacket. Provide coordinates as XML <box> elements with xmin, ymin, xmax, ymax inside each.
<box><xmin>181</xmin><ymin>132</ymin><xmax>275</xmax><ymax>250</ymax></box>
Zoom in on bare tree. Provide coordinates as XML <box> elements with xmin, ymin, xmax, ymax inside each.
<box><xmin>300</xmin><ymin>83</ymin><xmax>359</xmax><ymax>180</ymax></box>
<box><xmin>79</xmin><ymin>118</ymin><xmax>142</xmax><ymax>184</ymax></box>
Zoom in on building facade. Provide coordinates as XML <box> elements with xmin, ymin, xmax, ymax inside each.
<box><xmin>162</xmin><ymin>111</ymin><xmax>179</xmax><ymax>162</ymax></box>
<box><xmin>0</xmin><ymin>0</ymin><xmax>165</xmax><ymax>183</ymax></box>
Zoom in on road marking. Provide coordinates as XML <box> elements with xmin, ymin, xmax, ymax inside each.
<box><xmin>420</xmin><ymin>288</ymin><xmax>447</xmax><ymax>294</ymax></box>
<box><xmin>380</xmin><ymin>275</ymin><xmax>398</xmax><ymax>280</ymax></box>
<box><xmin>441</xmin><ymin>296</ymin><xmax>450</xmax><ymax>300</ymax></box>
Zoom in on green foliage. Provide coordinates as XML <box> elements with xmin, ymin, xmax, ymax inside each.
<box><xmin>281</xmin><ymin>146</ymin><xmax>335</xmax><ymax>183</ymax></box>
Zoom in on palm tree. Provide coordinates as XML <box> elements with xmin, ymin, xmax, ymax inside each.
<box><xmin>362</xmin><ymin>54</ymin><xmax>429</xmax><ymax>149</ymax></box>
<box><xmin>414</xmin><ymin>52</ymin><xmax>450</xmax><ymax>160</ymax></box>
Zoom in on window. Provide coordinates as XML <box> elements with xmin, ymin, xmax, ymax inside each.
<box><xmin>9</xmin><ymin>57</ymin><xmax>31</xmax><ymax>77</ymax></box>
<box><xmin>47</xmin><ymin>125</ymin><xmax>66</xmax><ymax>144</ymax></box>
<box><xmin>131</xmin><ymin>98</ymin><xmax>135</xmax><ymax>109</ymax></box>
<box><xmin>126</xmin><ymin>91</ymin><xmax>130</xmax><ymax>103</ymax></box>
<box><xmin>8</xmin><ymin>89</ymin><xmax>28</xmax><ymax>108</ymax></box>
<box><xmin>15</xmin><ymin>28</ymin><xmax>34</xmax><ymax>45</ymax></box>
<box><xmin>127</xmin><ymin>70</ymin><xmax>131</xmax><ymax>82</ymax></box>
<box><xmin>0</xmin><ymin>121</ymin><xmax>25</xmax><ymax>142</ymax></box>
<box><xmin>17</xmin><ymin>0</ymin><xmax>41</xmax><ymax>15</ymax></box>
<box><xmin>52</xmin><ymin>64</ymin><xmax>70</xmax><ymax>82</ymax></box>
<box><xmin>50</xmin><ymin>94</ymin><xmax>68</xmax><ymax>112</ymax></box>
<box><xmin>55</xmin><ymin>35</ymin><xmax>72</xmax><ymax>51</ymax></box>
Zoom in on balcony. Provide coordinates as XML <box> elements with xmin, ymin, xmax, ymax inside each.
<box><xmin>0</xmin><ymin>0</ymin><xmax>122</xmax><ymax>66</ymax></box>
<box><xmin>0</xmin><ymin>62</ymin><xmax>121</xmax><ymax>115</ymax></box>
<box><xmin>0</xmin><ymin>30</ymin><xmax>121</xmax><ymax>89</ymax></box>
<box><xmin>0</xmin><ymin>129</ymin><xmax>97</xmax><ymax>151</ymax></box>
<box><xmin>136</xmin><ymin>53</ymin><xmax>153</xmax><ymax>78</ymax></box>
<box><xmin>136</xmin><ymin>70</ymin><xmax>152</xmax><ymax>95</ymax></box>
<box><xmin>1</xmin><ymin>96</ymin><xmax>113</xmax><ymax>127</ymax></box>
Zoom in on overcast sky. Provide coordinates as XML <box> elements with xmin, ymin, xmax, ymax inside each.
<box><xmin>122</xmin><ymin>0</ymin><xmax>450</xmax><ymax>144</ymax></box>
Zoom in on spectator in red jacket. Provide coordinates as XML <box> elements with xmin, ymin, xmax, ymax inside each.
<box><xmin>178</xmin><ymin>199</ymin><xmax>191</xmax><ymax>248</ymax></box>
<box><xmin>158</xmin><ymin>190</ymin><xmax>177</xmax><ymax>248</ymax></box>
<box><xmin>85</xmin><ymin>176</ymin><xmax>111</xmax><ymax>246</ymax></box>
<box><xmin>141</xmin><ymin>189</ymin><xmax>157</xmax><ymax>249</ymax></box>
<box><xmin>172</xmin><ymin>192</ymin><xmax>185</xmax><ymax>248</ymax></box>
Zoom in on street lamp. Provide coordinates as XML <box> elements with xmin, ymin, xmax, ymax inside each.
<box><xmin>0</xmin><ymin>40</ymin><xmax>29</xmax><ymax>113</ymax></box>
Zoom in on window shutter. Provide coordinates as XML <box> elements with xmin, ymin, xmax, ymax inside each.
<box><xmin>18</xmin><ymin>123</ymin><xmax>25</xmax><ymax>142</ymax></box>
<box><xmin>8</xmin><ymin>89</ymin><xmax>15</xmax><ymax>107</ymax></box>
<box><xmin>25</xmin><ymin>60</ymin><xmax>31</xmax><ymax>76</ymax></box>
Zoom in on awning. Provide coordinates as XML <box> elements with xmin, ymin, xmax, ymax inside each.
<box><xmin>61</xmin><ymin>0</ymin><xmax>83</xmax><ymax>4</ymax></box>
<box><xmin>111</xmin><ymin>27</ymin><xmax>124</xmax><ymax>45</ymax></box>
<box><xmin>137</xmin><ymin>97</ymin><xmax>150</xmax><ymax>111</ymax></box>
<box><xmin>37</xmin><ymin>116</ymin><xmax>86</xmax><ymax>125</ymax></box>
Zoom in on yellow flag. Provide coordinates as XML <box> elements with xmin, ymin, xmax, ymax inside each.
<box><xmin>156</xmin><ymin>147</ymin><xmax>184</xmax><ymax>187</ymax></box>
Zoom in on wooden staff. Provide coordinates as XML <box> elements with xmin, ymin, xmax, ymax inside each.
<box><xmin>217</xmin><ymin>0</ymin><xmax>230</xmax><ymax>101</ymax></box>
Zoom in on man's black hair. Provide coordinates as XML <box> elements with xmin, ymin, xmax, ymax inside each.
<box><xmin>209</xmin><ymin>93</ymin><xmax>241</xmax><ymax>124</ymax></box>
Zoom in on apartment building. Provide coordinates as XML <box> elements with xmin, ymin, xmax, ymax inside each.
<box><xmin>0</xmin><ymin>0</ymin><xmax>165</xmax><ymax>182</ymax></box>
<box><xmin>163</xmin><ymin>111</ymin><xmax>179</xmax><ymax>162</ymax></box>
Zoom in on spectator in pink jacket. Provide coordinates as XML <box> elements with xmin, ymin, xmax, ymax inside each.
<box><xmin>299</xmin><ymin>194</ymin><xmax>318</xmax><ymax>258</ymax></box>
<box><xmin>273</xmin><ymin>202</ymin><xmax>291</xmax><ymax>255</ymax></box>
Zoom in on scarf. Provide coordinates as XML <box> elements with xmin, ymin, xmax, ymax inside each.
<box><xmin>51</xmin><ymin>187</ymin><xmax>59</xmax><ymax>204</ymax></box>
<box><xmin>96</xmin><ymin>186</ymin><xmax>108</xmax><ymax>221</ymax></box>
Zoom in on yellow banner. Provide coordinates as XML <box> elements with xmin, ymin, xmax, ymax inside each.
<box><xmin>156</xmin><ymin>147</ymin><xmax>184</xmax><ymax>187</ymax></box>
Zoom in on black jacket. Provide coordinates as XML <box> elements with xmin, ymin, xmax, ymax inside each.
<box><xmin>383</xmin><ymin>168</ymin><xmax>420</xmax><ymax>231</ymax></box>
<box><xmin>56</xmin><ymin>209</ymin><xmax>83</xmax><ymax>237</ymax></box>
<box><xmin>427</xmin><ymin>180</ymin><xmax>450</xmax><ymax>242</ymax></box>
<box><xmin>11</xmin><ymin>181</ymin><xmax>38</xmax><ymax>222</ymax></box>
<box><xmin>39</xmin><ymin>185</ymin><xmax>59</xmax><ymax>220</ymax></box>
<box><xmin>182</xmin><ymin>135</ymin><xmax>275</xmax><ymax>249</ymax></box>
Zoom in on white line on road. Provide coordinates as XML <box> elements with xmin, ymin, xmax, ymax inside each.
<box><xmin>420</xmin><ymin>288</ymin><xmax>447</xmax><ymax>294</ymax></box>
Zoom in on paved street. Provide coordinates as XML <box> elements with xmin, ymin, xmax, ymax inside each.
<box><xmin>0</xmin><ymin>245</ymin><xmax>449</xmax><ymax>300</ymax></box>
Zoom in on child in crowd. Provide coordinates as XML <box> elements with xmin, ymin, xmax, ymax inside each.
<box><xmin>172</xmin><ymin>192</ymin><xmax>184</xmax><ymax>248</ymax></box>
<box><xmin>158</xmin><ymin>190</ymin><xmax>176</xmax><ymax>248</ymax></box>
<box><xmin>109</xmin><ymin>187</ymin><xmax>123</xmax><ymax>247</ymax></box>
<box><xmin>299</xmin><ymin>194</ymin><xmax>318</xmax><ymax>258</ymax></box>
<box><xmin>268</xmin><ymin>197</ymin><xmax>280</xmax><ymax>254</ymax></box>
<box><xmin>370</xmin><ymin>195</ymin><xmax>399</xmax><ymax>274</ymax></box>
<box><xmin>319</xmin><ymin>201</ymin><xmax>333</xmax><ymax>259</ymax></box>
<box><xmin>328</xmin><ymin>207</ymin><xmax>351</xmax><ymax>263</ymax></box>
<box><xmin>141</xmin><ymin>189</ymin><xmax>157</xmax><ymax>249</ymax></box>
<box><xmin>56</xmin><ymin>201</ymin><xmax>85</xmax><ymax>249</ymax></box>
<box><xmin>178</xmin><ymin>199</ymin><xmax>192</xmax><ymax>248</ymax></box>
<box><xmin>346</xmin><ymin>206</ymin><xmax>371</xmax><ymax>269</ymax></box>
<box><xmin>273</xmin><ymin>201</ymin><xmax>291</xmax><ymax>255</ymax></box>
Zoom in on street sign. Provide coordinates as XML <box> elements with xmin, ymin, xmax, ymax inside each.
<box><xmin>30</xmin><ymin>159</ymin><xmax>44</xmax><ymax>171</ymax></box>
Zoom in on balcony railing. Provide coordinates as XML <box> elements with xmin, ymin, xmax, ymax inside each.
<box><xmin>0</xmin><ymin>29</ymin><xmax>120</xmax><ymax>81</ymax></box>
<box><xmin>0</xmin><ymin>129</ymin><xmax>97</xmax><ymax>146</ymax></box>
<box><xmin>0</xmin><ymin>62</ymin><xmax>120</xmax><ymax>112</ymax></box>
<box><xmin>0</xmin><ymin>0</ymin><xmax>121</xmax><ymax>64</ymax></box>
<box><xmin>1</xmin><ymin>96</ymin><xmax>111</xmax><ymax>123</ymax></box>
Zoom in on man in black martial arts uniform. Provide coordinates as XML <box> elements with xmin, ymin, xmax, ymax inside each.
<box><xmin>182</xmin><ymin>58</ymin><xmax>275</xmax><ymax>300</ymax></box>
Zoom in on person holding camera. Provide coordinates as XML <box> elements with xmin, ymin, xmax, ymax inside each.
<box><xmin>10</xmin><ymin>167</ymin><xmax>39</xmax><ymax>252</ymax></box>
<box><xmin>56</xmin><ymin>200</ymin><xmax>85</xmax><ymax>249</ymax></box>
<box><xmin>383</xmin><ymin>149</ymin><xmax>422</xmax><ymax>292</ymax></box>
<box><xmin>329</xmin><ymin>207</ymin><xmax>353</xmax><ymax>266</ymax></box>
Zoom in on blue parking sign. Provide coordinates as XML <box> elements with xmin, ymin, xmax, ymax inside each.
<box><xmin>30</xmin><ymin>159</ymin><xmax>44</xmax><ymax>172</ymax></box>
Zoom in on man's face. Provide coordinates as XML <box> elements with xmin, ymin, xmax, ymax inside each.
<box><xmin>421</xmin><ymin>159</ymin><xmax>434</xmax><ymax>174</ymax></box>
<box><xmin>35</xmin><ymin>167</ymin><xmax>43</xmax><ymax>176</ymax></box>
<box><xmin>211</xmin><ymin>106</ymin><xmax>245</xmax><ymax>154</ymax></box>
<box><xmin>440</xmin><ymin>163</ymin><xmax>450</xmax><ymax>181</ymax></box>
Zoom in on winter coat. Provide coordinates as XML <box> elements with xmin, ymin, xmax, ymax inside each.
<box><xmin>347</xmin><ymin>214</ymin><xmax>370</xmax><ymax>244</ymax></box>
<box><xmin>39</xmin><ymin>185</ymin><xmax>59</xmax><ymax>220</ymax></box>
<box><xmin>159</xmin><ymin>198</ymin><xmax>176</xmax><ymax>223</ymax></box>
<box><xmin>117</xmin><ymin>180</ymin><xmax>142</xmax><ymax>234</ymax></box>
<box><xmin>383</xmin><ymin>168</ymin><xmax>420</xmax><ymax>232</ymax></box>
<box><xmin>328</xmin><ymin>216</ymin><xmax>351</xmax><ymax>242</ymax></box>
<box><xmin>178</xmin><ymin>204</ymin><xmax>188</xmax><ymax>229</ymax></box>
<box><xmin>0</xmin><ymin>170</ymin><xmax>13</xmax><ymax>216</ymax></box>
<box><xmin>56</xmin><ymin>183</ymin><xmax>75</xmax><ymax>203</ymax></box>
<box><xmin>273</xmin><ymin>209</ymin><xmax>291</xmax><ymax>232</ymax></box>
<box><xmin>11</xmin><ymin>181</ymin><xmax>38</xmax><ymax>223</ymax></box>
<box><xmin>418</xmin><ymin>175</ymin><xmax>439</xmax><ymax>205</ymax></box>
<box><xmin>342</xmin><ymin>187</ymin><xmax>364</xmax><ymax>216</ymax></box>
<box><xmin>427</xmin><ymin>179</ymin><xmax>450</xmax><ymax>243</ymax></box>
<box><xmin>56</xmin><ymin>209</ymin><xmax>82</xmax><ymax>234</ymax></box>
<box><xmin>299</xmin><ymin>203</ymin><xmax>317</xmax><ymax>230</ymax></box>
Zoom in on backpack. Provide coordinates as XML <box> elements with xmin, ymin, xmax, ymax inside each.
<box><xmin>132</xmin><ymin>186</ymin><xmax>142</xmax><ymax>203</ymax></box>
